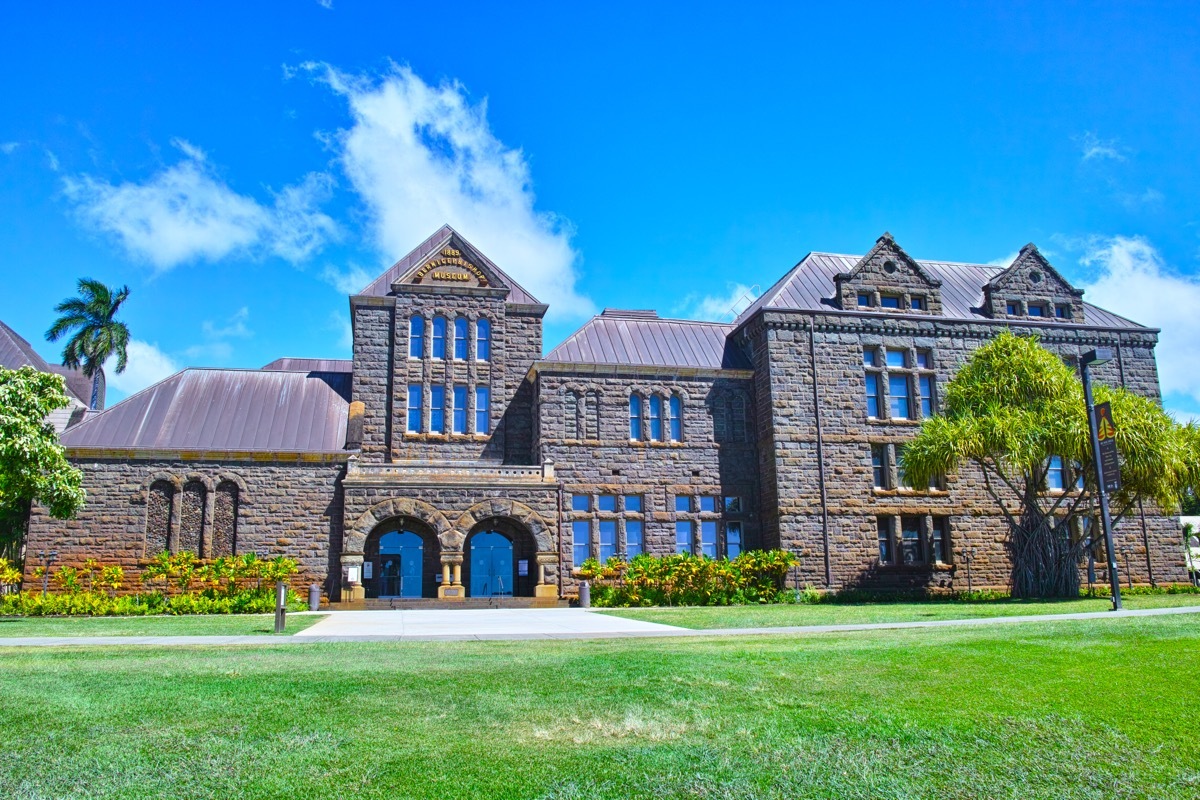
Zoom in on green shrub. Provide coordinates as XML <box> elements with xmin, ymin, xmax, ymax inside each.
<box><xmin>583</xmin><ymin>550</ymin><xmax>799</xmax><ymax>608</ymax></box>
<box><xmin>0</xmin><ymin>586</ymin><xmax>305</xmax><ymax>617</ymax></box>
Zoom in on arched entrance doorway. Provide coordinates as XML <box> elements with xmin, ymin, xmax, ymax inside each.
<box><xmin>463</xmin><ymin>517</ymin><xmax>538</xmax><ymax>598</ymax></box>
<box><xmin>364</xmin><ymin>520</ymin><xmax>440</xmax><ymax>599</ymax></box>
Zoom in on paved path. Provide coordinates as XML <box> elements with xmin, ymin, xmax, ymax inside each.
<box><xmin>0</xmin><ymin>604</ymin><xmax>1197</xmax><ymax>647</ymax></box>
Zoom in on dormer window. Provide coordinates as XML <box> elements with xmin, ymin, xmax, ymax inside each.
<box><xmin>857</xmin><ymin>293</ymin><xmax>871</xmax><ymax>307</ymax></box>
<box><xmin>880</xmin><ymin>295</ymin><xmax>901</xmax><ymax>309</ymax></box>
<box><xmin>1027</xmin><ymin>304</ymin><xmax>1046</xmax><ymax>317</ymax></box>
<box><xmin>910</xmin><ymin>297</ymin><xmax>925</xmax><ymax>311</ymax></box>
<box><xmin>1055</xmin><ymin>304</ymin><xmax>1072</xmax><ymax>319</ymax></box>
<box><xmin>1006</xmin><ymin>301</ymin><xmax>1020</xmax><ymax>316</ymax></box>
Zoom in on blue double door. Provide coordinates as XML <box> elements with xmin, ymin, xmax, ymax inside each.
<box><xmin>469</xmin><ymin>531</ymin><xmax>514</xmax><ymax>598</ymax></box>
<box><xmin>377</xmin><ymin>530</ymin><xmax>423</xmax><ymax>598</ymax></box>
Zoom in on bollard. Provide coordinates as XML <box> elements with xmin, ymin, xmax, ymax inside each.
<box><xmin>578</xmin><ymin>580</ymin><xmax>590</xmax><ymax>609</ymax></box>
<box><xmin>274</xmin><ymin>580</ymin><xmax>287</xmax><ymax>634</ymax></box>
<box><xmin>308</xmin><ymin>583</ymin><xmax>321</xmax><ymax>612</ymax></box>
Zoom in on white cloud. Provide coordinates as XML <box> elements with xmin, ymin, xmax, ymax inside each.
<box><xmin>322</xmin><ymin>263</ymin><xmax>373</xmax><ymax>295</ymax></box>
<box><xmin>305</xmin><ymin>63</ymin><xmax>594</xmax><ymax>320</ymax></box>
<box><xmin>104</xmin><ymin>340</ymin><xmax>179</xmax><ymax>396</ymax></box>
<box><xmin>45</xmin><ymin>149</ymin><xmax>59</xmax><ymax>171</ymax></box>
<box><xmin>316</xmin><ymin>0</ymin><xmax>333</xmax><ymax>7</ymax></box>
<box><xmin>1078</xmin><ymin>236</ymin><xmax>1200</xmax><ymax>411</ymax></box>
<box><xmin>676</xmin><ymin>282</ymin><xmax>759</xmax><ymax>321</ymax></box>
<box><xmin>0</xmin><ymin>142</ymin><xmax>18</xmax><ymax>155</ymax></box>
<box><xmin>330</xmin><ymin>311</ymin><xmax>353</xmax><ymax>351</ymax></box>
<box><xmin>185</xmin><ymin>307</ymin><xmax>253</xmax><ymax>362</ymax></box>
<box><xmin>988</xmin><ymin>252</ymin><xmax>1020</xmax><ymax>268</ymax></box>
<box><xmin>201</xmin><ymin>306</ymin><xmax>252</xmax><ymax>339</ymax></box>
<box><xmin>1079</xmin><ymin>132</ymin><xmax>1125</xmax><ymax>162</ymax></box>
<box><xmin>62</xmin><ymin>139</ymin><xmax>338</xmax><ymax>269</ymax></box>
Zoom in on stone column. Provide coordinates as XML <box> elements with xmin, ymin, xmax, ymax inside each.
<box><xmin>534</xmin><ymin>552</ymin><xmax>558</xmax><ymax>601</ymax></box>
<box><xmin>438</xmin><ymin>552</ymin><xmax>465</xmax><ymax>600</ymax></box>
<box><xmin>339</xmin><ymin>554</ymin><xmax>365</xmax><ymax>605</ymax></box>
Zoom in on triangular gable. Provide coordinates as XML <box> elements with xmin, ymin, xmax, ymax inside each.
<box><xmin>356</xmin><ymin>224</ymin><xmax>542</xmax><ymax>305</ymax></box>
<box><xmin>833</xmin><ymin>233</ymin><xmax>943</xmax><ymax>314</ymax></box>
<box><xmin>983</xmin><ymin>243</ymin><xmax>1085</xmax><ymax>321</ymax></box>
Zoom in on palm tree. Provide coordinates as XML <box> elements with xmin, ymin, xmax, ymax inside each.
<box><xmin>46</xmin><ymin>279</ymin><xmax>131</xmax><ymax>409</ymax></box>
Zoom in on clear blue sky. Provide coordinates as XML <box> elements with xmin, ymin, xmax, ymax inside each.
<box><xmin>2</xmin><ymin>1</ymin><xmax>1199</xmax><ymax>418</ymax></box>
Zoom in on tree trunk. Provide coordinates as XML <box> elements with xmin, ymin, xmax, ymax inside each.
<box><xmin>89</xmin><ymin>368</ymin><xmax>103</xmax><ymax>410</ymax></box>
<box><xmin>1008</xmin><ymin>507</ymin><xmax>1081</xmax><ymax>598</ymax></box>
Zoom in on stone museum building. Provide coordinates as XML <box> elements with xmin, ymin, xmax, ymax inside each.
<box><xmin>23</xmin><ymin>226</ymin><xmax>1188</xmax><ymax>600</ymax></box>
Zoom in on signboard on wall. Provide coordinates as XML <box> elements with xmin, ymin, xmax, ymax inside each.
<box><xmin>363</xmin><ymin>562</ymin><xmax>373</xmax><ymax>580</ymax></box>
<box><xmin>518</xmin><ymin>560</ymin><xmax>529</xmax><ymax>577</ymax></box>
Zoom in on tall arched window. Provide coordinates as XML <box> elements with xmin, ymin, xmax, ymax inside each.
<box><xmin>565</xmin><ymin>390</ymin><xmax>581</xmax><ymax>439</ymax></box>
<box><xmin>669</xmin><ymin>395</ymin><xmax>682</xmax><ymax>442</ymax></box>
<box><xmin>454</xmin><ymin>318</ymin><xmax>468</xmax><ymax>360</ymax></box>
<box><xmin>146</xmin><ymin>480</ymin><xmax>175</xmax><ymax>555</ymax></box>
<box><xmin>180</xmin><ymin>480</ymin><xmax>207</xmax><ymax>556</ymax></box>
<box><xmin>409</xmin><ymin>316</ymin><xmax>425</xmax><ymax>358</ymax></box>
<box><xmin>476</xmin><ymin>318</ymin><xmax>491</xmax><ymax>361</ymax></box>
<box><xmin>649</xmin><ymin>395</ymin><xmax>663</xmax><ymax>441</ymax></box>
<box><xmin>629</xmin><ymin>393</ymin><xmax>643</xmax><ymax>440</ymax></box>
<box><xmin>432</xmin><ymin>316</ymin><xmax>447</xmax><ymax>359</ymax></box>
<box><xmin>213</xmin><ymin>480</ymin><xmax>239</xmax><ymax>557</ymax></box>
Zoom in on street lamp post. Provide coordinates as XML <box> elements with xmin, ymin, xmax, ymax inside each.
<box><xmin>1080</xmin><ymin>348</ymin><xmax>1122</xmax><ymax>611</ymax></box>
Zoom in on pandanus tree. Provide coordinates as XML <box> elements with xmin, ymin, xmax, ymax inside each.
<box><xmin>46</xmin><ymin>279</ymin><xmax>131</xmax><ymax>410</ymax></box>
<box><xmin>901</xmin><ymin>331</ymin><xmax>1196</xmax><ymax>598</ymax></box>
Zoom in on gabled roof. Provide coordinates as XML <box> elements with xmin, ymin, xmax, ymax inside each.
<box><xmin>986</xmin><ymin>243</ymin><xmax>1083</xmax><ymax>295</ymax></box>
<box><xmin>839</xmin><ymin>232</ymin><xmax>942</xmax><ymax>287</ymax></box>
<box><xmin>0</xmin><ymin>320</ymin><xmax>87</xmax><ymax>403</ymax></box>
<box><xmin>356</xmin><ymin>225</ymin><xmax>541</xmax><ymax>305</ymax></box>
<box><xmin>262</xmin><ymin>357</ymin><xmax>353</xmax><ymax>373</ymax></box>
<box><xmin>735</xmin><ymin>253</ymin><xmax>1146</xmax><ymax>329</ymax></box>
<box><xmin>60</xmin><ymin>368</ymin><xmax>351</xmax><ymax>453</ymax></box>
<box><xmin>543</xmin><ymin>309</ymin><xmax>751</xmax><ymax>370</ymax></box>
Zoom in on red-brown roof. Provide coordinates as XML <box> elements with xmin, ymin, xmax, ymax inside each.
<box><xmin>544</xmin><ymin>310</ymin><xmax>750</xmax><ymax>370</ymax></box>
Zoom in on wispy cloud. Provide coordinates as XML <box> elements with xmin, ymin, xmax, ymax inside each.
<box><xmin>103</xmin><ymin>340</ymin><xmax>179</xmax><ymax>397</ymax></box>
<box><xmin>0</xmin><ymin>142</ymin><xmax>18</xmax><ymax>155</ymax></box>
<box><xmin>987</xmin><ymin>252</ymin><xmax>1020</xmax><ymax>268</ymax></box>
<box><xmin>321</xmin><ymin>263</ymin><xmax>373</xmax><ymax>295</ymax></box>
<box><xmin>1079</xmin><ymin>132</ymin><xmax>1125</xmax><ymax>162</ymax></box>
<box><xmin>675</xmin><ymin>282</ymin><xmax>759</xmax><ymax>321</ymax></box>
<box><xmin>1077</xmin><ymin>235</ymin><xmax>1200</xmax><ymax>414</ymax></box>
<box><xmin>303</xmin><ymin>62</ymin><xmax>594</xmax><ymax>321</ymax></box>
<box><xmin>62</xmin><ymin>139</ymin><xmax>338</xmax><ymax>269</ymax></box>
<box><xmin>185</xmin><ymin>307</ymin><xmax>253</xmax><ymax>362</ymax></box>
<box><xmin>329</xmin><ymin>311</ymin><xmax>352</xmax><ymax>351</ymax></box>
<box><xmin>316</xmin><ymin>0</ymin><xmax>333</xmax><ymax>8</ymax></box>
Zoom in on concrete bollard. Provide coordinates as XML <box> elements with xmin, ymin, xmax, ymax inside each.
<box><xmin>308</xmin><ymin>583</ymin><xmax>321</xmax><ymax>612</ymax></box>
<box><xmin>274</xmin><ymin>580</ymin><xmax>287</xmax><ymax>634</ymax></box>
<box><xmin>578</xmin><ymin>580</ymin><xmax>590</xmax><ymax>609</ymax></box>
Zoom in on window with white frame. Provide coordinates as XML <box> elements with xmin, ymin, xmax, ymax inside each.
<box><xmin>452</xmin><ymin>385</ymin><xmax>468</xmax><ymax>434</ymax></box>
<box><xmin>475</xmin><ymin>386</ymin><xmax>490</xmax><ymax>434</ymax></box>
<box><xmin>432</xmin><ymin>316</ymin><xmax>447</xmax><ymax>359</ymax></box>
<box><xmin>429</xmin><ymin>385</ymin><xmax>445</xmax><ymax>433</ymax></box>
<box><xmin>409</xmin><ymin>316</ymin><xmax>424</xmax><ymax>358</ymax></box>
<box><xmin>476</xmin><ymin>318</ymin><xmax>491</xmax><ymax>361</ymax></box>
<box><xmin>668</xmin><ymin>395</ymin><xmax>682</xmax><ymax>442</ymax></box>
<box><xmin>406</xmin><ymin>385</ymin><xmax>422</xmax><ymax>433</ymax></box>
<box><xmin>629</xmin><ymin>394</ymin><xmax>643</xmax><ymax>440</ymax></box>
<box><xmin>864</xmin><ymin>345</ymin><xmax>936</xmax><ymax>421</ymax></box>
<box><xmin>453</xmin><ymin>318</ymin><xmax>468</xmax><ymax>360</ymax></box>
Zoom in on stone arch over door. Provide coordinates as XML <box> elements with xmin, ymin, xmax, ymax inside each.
<box><xmin>346</xmin><ymin>497</ymin><xmax>456</xmax><ymax>555</ymax></box>
<box><xmin>462</xmin><ymin>516</ymin><xmax>539</xmax><ymax>598</ymax></box>
<box><xmin>363</xmin><ymin>517</ymin><xmax>442</xmax><ymax>599</ymax></box>
<box><xmin>452</xmin><ymin>499</ymin><xmax>553</xmax><ymax>553</ymax></box>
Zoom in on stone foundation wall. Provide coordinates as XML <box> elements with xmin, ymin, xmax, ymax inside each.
<box><xmin>24</xmin><ymin>457</ymin><xmax>347</xmax><ymax>593</ymax></box>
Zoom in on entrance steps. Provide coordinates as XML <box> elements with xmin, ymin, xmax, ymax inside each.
<box><xmin>346</xmin><ymin>596</ymin><xmax>569</xmax><ymax>611</ymax></box>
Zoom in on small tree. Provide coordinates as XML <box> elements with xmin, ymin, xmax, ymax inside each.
<box><xmin>902</xmin><ymin>332</ymin><xmax>1195</xmax><ymax>598</ymax></box>
<box><xmin>0</xmin><ymin>367</ymin><xmax>85</xmax><ymax>564</ymax></box>
<box><xmin>46</xmin><ymin>278</ymin><xmax>131</xmax><ymax>410</ymax></box>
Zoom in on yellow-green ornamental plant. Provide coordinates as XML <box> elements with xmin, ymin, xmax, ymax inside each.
<box><xmin>901</xmin><ymin>331</ymin><xmax>1197</xmax><ymax>598</ymax></box>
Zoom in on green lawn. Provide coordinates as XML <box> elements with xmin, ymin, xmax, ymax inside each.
<box><xmin>1</xmin><ymin>616</ymin><xmax>1199</xmax><ymax>798</ymax></box>
<box><xmin>601</xmin><ymin>593</ymin><xmax>1200</xmax><ymax>629</ymax></box>
<box><xmin>0</xmin><ymin>613</ymin><xmax>326</xmax><ymax>637</ymax></box>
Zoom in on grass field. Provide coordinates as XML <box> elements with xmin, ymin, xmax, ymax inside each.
<box><xmin>600</xmin><ymin>593</ymin><xmax>1200</xmax><ymax>629</ymax></box>
<box><xmin>0</xmin><ymin>613</ymin><xmax>326</xmax><ymax>637</ymax></box>
<box><xmin>1</xmin><ymin>615</ymin><xmax>1198</xmax><ymax>798</ymax></box>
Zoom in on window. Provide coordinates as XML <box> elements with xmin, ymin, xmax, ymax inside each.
<box><xmin>572</xmin><ymin>521</ymin><xmax>591</xmax><ymax>567</ymax></box>
<box><xmin>699</xmin><ymin>496</ymin><xmax>717</xmax><ymax>513</ymax></box>
<box><xmin>725</xmin><ymin>522</ymin><xmax>743</xmax><ymax>559</ymax></box>
<box><xmin>723</xmin><ymin>496</ymin><xmax>741</xmax><ymax>513</ymax></box>
<box><xmin>700</xmin><ymin>521</ymin><xmax>718</xmax><ymax>558</ymax></box>
<box><xmin>910</xmin><ymin>296</ymin><xmax>925</xmax><ymax>311</ymax></box>
<box><xmin>571</xmin><ymin>494</ymin><xmax>590</xmax><ymax>512</ymax></box>
<box><xmin>476</xmin><ymin>319</ymin><xmax>491</xmax><ymax>361</ymax></box>
<box><xmin>915</xmin><ymin>350</ymin><xmax>931</xmax><ymax>369</ymax></box>
<box><xmin>919</xmin><ymin>375</ymin><xmax>934</xmax><ymax>418</ymax></box>
<box><xmin>629</xmin><ymin>394</ymin><xmax>643</xmax><ymax>440</ymax></box>
<box><xmin>624</xmin><ymin>494</ymin><xmax>642</xmax><ymax>513</ymax></box>
<box><xmin>1027</xmin><ymin>304</ymin><xmax>1045</xmax><ymax>317</ymax></box>
<box><xmin>675</xmin><ymin>521</ymin><xmax>693</xmax><ymax>554</ymax></box>
<box><xmin>886</xmin><ymin>349</ymin><xmax>907</xmax><ymax>368</ymax></box>
<box><xmin>409</xmin><ymin>316</ymin><xmax>425</xmax><ymax>358</ymax></box>
<box><xmin>931</xmin><ymin>517</ymin><xmax>950</xmax><ymax>564</ymax></box>
<box><xmin>475</xmin><ymin>387</ymin><xmax>490</xmax><ymax>434</ymax></box>
<box><xmin>857</xmin><ymin>292</ymin><xmax>871</xmax><ymax>307</ymax></box>
<box><xmin>896</xmin><ymin>444</ymin><xmax>910</xmax><ymax>489</ymax></box>
<box><xmin>598</xmin><ymin>495</ymin><xmax>616</xmax><ymax>512</ymax></box>
<box><xmin>599</xmin><ymin>520</ymin><xmax>617</xmax><ymax>562</ymax></box>
<box><xmin>877</xmin><ymin>516</ymin><xmax>894</xmax><ymax>564</ymax></box>
<box><xmin>452</xmin><ymin>385</ymin><xmax>467</xmax><ymax>434</ymax></box>
<box><xmin>889</xmin><ymin>375</ymin><xmax>911</xmax><ymax>419</ymax></box>
<box><xmin>669</xmin><ymin>395</ymin><xmax>682</xmax><ymax>442</ymax></box>
<box><xmin>406</xmin><ymin>385</ymin><xmax>421</xmax><ymax>433</ymax></box>
<box><xmin>454</xmin><ymin>318</ymin><xmax>468</xmax><ymax>360</ymax></box>
<box><xmin>1006</xmin><ymin>301</ymin><xmax>1019</xmax><ymax>315</ymax></box>
<box><xmin>880</xmin><ymin>295</ymin><xmax>901</xmax><ymax>309</ymax></box>
<box><xmin>864</xmin><ymin>348</ymin><xmax>877</xmax><ymax>367</ymax></box>
<box><xmin>625</xmin><ymin>520</ymin><xmax>643</xmax><ymax>559</ymax></box>
<box><xmin>675</xmin><ymin>495</ymin><xmax>691</xmax><ymax>513</ymax></box>
<box><xmin>901</xmin><ymin>516</ymin><xmax>924</xmax><ymax>565</ymax></box>
<box><xmin>1046</xmin><ymin>456</ymin><xmax>1065</xmax><ymax>491</ymax></box>
<box><xmin>429</xmin><ymin>385</ymin><xmax>445</xmax><ymax>432</ymax></box>
<box><xmin>871</xmin><ymin>444</ymin><xmax>889</xmax><ymax>489</ymax></box>
<box><xmin>432</xmin><ymin>316</ymin><xmax>447</xmax><ymax>359</ymax></box>
<box><xmin>865</xmin><ymin>374</ymin><xmax>881</xmax><ymax>418</ymax></box>
<box><xmin>1055</xmin><ymin>304</ymin><xmax>1072</xmax><ymax>319</ymax></box>
<box><xmin>649</xmin><ymin>396</ymin><xmax>663</xmax><ymax>441</ymax></box>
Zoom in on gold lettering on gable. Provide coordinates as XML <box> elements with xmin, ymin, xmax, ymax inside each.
<box><xmin>411</xmin><ymin>250</ymin><xmax>490</xmax><ymax>287</ymax></box>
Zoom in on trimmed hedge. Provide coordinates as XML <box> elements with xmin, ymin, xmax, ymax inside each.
<box><xmin>577</xmin><ymin>550</ymin><xmax>799</xmax><ymax>607</ymax></box>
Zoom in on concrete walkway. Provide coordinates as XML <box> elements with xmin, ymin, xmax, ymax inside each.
<box><xmin>0</xmin><ymin>604</ymin><xmax>1196</xmax><ymax>647</ymax></box>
